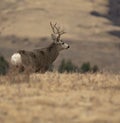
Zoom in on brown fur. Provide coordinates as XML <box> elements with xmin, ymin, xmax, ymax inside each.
<box><xmin>17</xmin><ymin>43</ymin><xmax>59</xmax><ymax>73</ymax></box>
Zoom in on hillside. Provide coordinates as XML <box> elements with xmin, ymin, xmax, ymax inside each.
<box><xmin>0</xmin><ymin>0</ymin><xmax>120</xmax><ymax>72</ymax></box>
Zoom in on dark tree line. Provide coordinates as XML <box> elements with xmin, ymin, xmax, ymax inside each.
<box><xmin>0</xmin><ymin>55</ymin><xmax>99</xmax><ymax>75</ymax></box>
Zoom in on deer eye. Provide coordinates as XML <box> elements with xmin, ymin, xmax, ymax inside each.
<box><xmin>61</xmin><ymin>42</ymin><xmax>64</xmax><ymax>45</ymax></box>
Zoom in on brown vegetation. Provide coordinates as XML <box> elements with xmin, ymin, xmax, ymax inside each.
<box><xmin>0</xmin><ymin>72</ymin><xmax>120</xmax><ymax>123</ymax></box>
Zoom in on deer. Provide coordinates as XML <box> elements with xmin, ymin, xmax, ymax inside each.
<box><xmin>10</xmin><ymin>22</ymin><xmax>70</xmax><ymax>73</ymax></box>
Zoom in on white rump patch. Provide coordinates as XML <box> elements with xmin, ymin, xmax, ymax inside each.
<box><xmin>11</xmin><ymin>53</ymin><xmax>22</xmax><ymax>66</ymax></box>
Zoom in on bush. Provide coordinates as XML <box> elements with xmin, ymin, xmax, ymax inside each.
<box><xmin>80</xmin><ymin>62</ymin><xmax>91</xmax><ymax>73</ymax></box>
<box><xmin>58</xmin><ymin>60</ymin><xmax>99</xmax><ymax>73</ymax></box>
<box><xmin>0</xmin><ymin>56</ymin><xmax>9</xmax><ymax>75</ymax></box>
<box><xmin>92</xmin><ymin>65</ymin><xmax>99</xmax><ymax>73</ymax></box>
<box><xmin>58</xmin><ymin>59</ymin><xmax>79</xmax><ymax>73</ymax></box>
<box><xmin>80</xmin><ymin>62</ymin><xmax>99</xmax><ymax>73</ymax></box>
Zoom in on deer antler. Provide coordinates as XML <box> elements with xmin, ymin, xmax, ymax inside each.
<box><xmin>50</xmin><ymin>22</ymin><xmax>66</xmax><ymax>41</ymax></box>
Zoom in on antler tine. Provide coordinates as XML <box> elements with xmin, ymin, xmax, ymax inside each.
<box><xmin>50</xmin><ymin>22</ymin><xmax>66</xmax><ymax>41</ymax></box>
<box><xmin>50</xmin><ymin>22</ymin><xmax>57</xmax><ymax>34</ymax></box>
<box><xmin>60</xmin><ymin>29</ymin><xmax>66</xmax><ymax>35</ymax></box>
<box><xmin>54</xmin><ymin>24</ymin><xmax>66</xmax><ymax>35</ymax></box>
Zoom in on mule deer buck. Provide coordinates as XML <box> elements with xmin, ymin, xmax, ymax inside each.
<box><xmin>10</xmin><ymin>22</ymin><xmax>70</xmax><ymax>73</ymax></box>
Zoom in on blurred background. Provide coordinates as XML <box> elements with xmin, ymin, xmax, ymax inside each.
<box><xmin>0</xmin><ymin>0</ymin><xmax>120</xmax><ymax>73</ymax></box>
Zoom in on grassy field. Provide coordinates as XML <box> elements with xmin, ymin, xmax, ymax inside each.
<box><xmin>0</xmin><ymin>1</ymin><xmax>120</xmax><ymax>122</ymax></box>
<box><xmin>0</xmin><ymin>72</ymin><xmax>120</xmax><ymax>123</ymax></box>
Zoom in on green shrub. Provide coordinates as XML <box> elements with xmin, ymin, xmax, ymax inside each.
<box><xmin>92</xmin><ymin>65</ymin><xmax>99</xmax><ymax>73</ymax></box>
<box><xmin>58</xmin><ymin>59</ymin><xmax>78</xmax><ymax>73</ymax></box>
<box><xmin>80</xmin><ymin>62</ymin><xmax>91</xmax><ymax>73</ymax></box>
<box><xmin>58</xmin><ymin>60</ymin><xmax>99</xmax><ymax>73</ymax></box>
<box><xmin>0</xmin><ymin>56</ymin><xmax>9</xmax><ymax>75</ymax></box>
<box><xmin>80</xmin><ymin>62</ymin><xmax>99</xmax><ymax>73</ymax></box>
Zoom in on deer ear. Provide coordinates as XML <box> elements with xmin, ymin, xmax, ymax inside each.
<box><xmin>51</xmin><ymin>34</ymin><xmax>57</xmax><ymax>42</ymax></box>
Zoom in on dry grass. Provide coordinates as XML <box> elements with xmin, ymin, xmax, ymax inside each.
<box><xmin>0</xmin><ymin>72</ymin><xmax>120</xmax><ymax>123</ymax></box>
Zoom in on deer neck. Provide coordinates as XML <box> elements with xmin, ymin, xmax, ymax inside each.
<box><xmin>47</xmin><ymin>43</ymin><xmax>59</xmax><ymax>61</ymax></box>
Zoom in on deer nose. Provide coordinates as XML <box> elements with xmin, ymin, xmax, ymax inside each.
<box><xmin>68</xmin><ymin>45</ymin><xmax>70</xmax><ymax>48</ymax></box>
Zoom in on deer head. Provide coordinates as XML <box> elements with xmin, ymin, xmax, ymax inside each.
<box><xmin>50</xmin><ymin>22</ymin><xmax>70</xmax><ymax>51</ymax></box>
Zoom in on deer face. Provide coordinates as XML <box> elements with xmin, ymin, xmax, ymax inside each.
<box><xmin>58</xmin><ymin>40</ymin><xmax>70</xmax><ymax>50</ymax></box>
<box><xmin>51</xmin><ymin>34</ymin><xmax>69</xmax><ymax>51</ymax></box>
<box><xmin>50</xmin><ymin>22</ymin><xmax>70</xmax><ymax>51</ymax></box>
